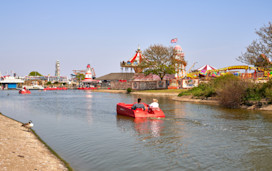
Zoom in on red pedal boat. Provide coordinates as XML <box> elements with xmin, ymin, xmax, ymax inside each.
<box><xmin>19</xmin><ymin>89</ymin><xmax>31</xmax><ymax>94</ymax></box>
<box><xmin>116</xmin><ymin>103</ymin><xmax>165</xmax><ymax>118</ymax></box>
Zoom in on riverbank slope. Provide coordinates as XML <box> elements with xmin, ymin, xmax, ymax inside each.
<box><xmin>94</xmin><ymin>89</ymin><xmax>272</xmax><ymax>111</ymax></box>
<box><xmin>0</xmin><ymin>113</ymin><xmax>69</xmax><ymax>171</ymax></box>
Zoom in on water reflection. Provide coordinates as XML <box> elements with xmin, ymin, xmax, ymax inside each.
<box><xmin>85</xmin><ymin>91</ymin><xmax>93</xmax><ymax>124</ymax></box>
<box><xmin>116</xmin><ymin>115</ymin><xmax>164</xmax><ymax>138</ymax></box>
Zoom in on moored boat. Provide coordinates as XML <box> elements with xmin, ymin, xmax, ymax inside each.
<box><xmin>116</xmin><ymin>103</ymin><xmax>165</xmax><ymax>118</ymax></box>
<box><xmin>44</xmin><ymin>87</ymin><xmax>57</xmax><ymax>90</ymax></box>
<box><xmin>44</xmin><ymin>87</ymin><xmax>67</xmax><ymax>90</ymax></box>
<box><xmin>57</xmin><ymin>87</ymin><xmax>68</xmax><ymax>90</ymax></box>
<box><xmin>77</xmin><ymin>87</ymin><xmax>97</xmax><ymax>90</ymax></box>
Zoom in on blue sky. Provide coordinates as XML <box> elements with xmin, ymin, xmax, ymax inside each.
<box><xmin>0</xmin><ymin>0</ymin><xmax>271</xmax><ymax>77</ymax></box>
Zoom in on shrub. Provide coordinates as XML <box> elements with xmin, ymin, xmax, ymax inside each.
<box><xmin>265</xmin><ymin>88</ymin><xmax>272</xmax><ymax>103</ymax></box>
<box><xmin>127</xmin><ymin>88</ymin><xmax>132</xmax><ymax>94</ymax></box>
<box><xmin>244</xmin><ymin>83</ymin><xmax>262</xmax><ymax>101</ymax></box>
<box><xmin>212</xmin><ymin>74</ymin><xmax>240</xmax><ymax>89</ymax></box>
<box><xmin>217</xmin><ymin>80</ymin><xmax>248</xmax><ymax>108</ymax></box>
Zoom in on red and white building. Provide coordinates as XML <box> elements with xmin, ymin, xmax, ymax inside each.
<box><xmin>80</xmin><ymin>64</ymin><xmax>100</xmax><ymax>88</ymax></box>
<box><xmin>173</xmin><ymin>45</ymin><xmax>186</xmax><ymax>78</ymax></box>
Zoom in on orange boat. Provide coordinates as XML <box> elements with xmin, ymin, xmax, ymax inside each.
<box><xmin>116</xmin><ymin>103</ymin><xmax>165</xmax><ymax>118</ymax></box>
<box><xmin>19</xmin><ymin>89</ymin><xmax>31</xmax><ymax>94</ymax></box>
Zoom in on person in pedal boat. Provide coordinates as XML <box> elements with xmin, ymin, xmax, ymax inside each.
<box><xmin>131</xmin><ymin>98</ymin><xmax>145</xmax><ymax>110</ymax></box>
<box><xmin>149</xmin><ymin>99</ymin><xmax>159</xmax><ymax>108</ymax></box>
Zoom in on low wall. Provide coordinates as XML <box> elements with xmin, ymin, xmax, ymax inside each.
<box><xmin>132</xmin><ymin>81</ymin><xmax>167</xmax><ymax>90</ymax></box>
<box><xmin>110</xmin><ymin>81</ymin><xmax>132</xmax><ymax>90</ymax></box>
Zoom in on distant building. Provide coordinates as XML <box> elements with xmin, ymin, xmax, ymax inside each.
<box><xmin>173</xmin><ymin>45</ymin><xmax>187</xmax><ymax>78</ymax></box>
<box><xmin>79</xmin><ymin>64</ymin><xmax>99</xmax><ymax>87</ymax></box>
<box><xmin>24</xmin><ymin>76</ymin><xmax>68</xmax><ymax>83</ymax></box>
<box><xmin>96</xmin><ymin>73</ymin><xmax>173</xmax><ymax>90</ymax></box>
<box><xmin>0</xmin><ymin>76</ymin><xmax>24</xmax><ymax>90</ymax></box>
<box><xmin>96</xmin><ymin>73</ymin><xmax>136</xmax><ymax>89</ymax></box>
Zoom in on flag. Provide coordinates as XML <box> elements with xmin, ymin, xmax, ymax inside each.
<box><xmin>171</xmin><ymin>38</ymin><xmax>178</xmax><ymax>43</ymax></box>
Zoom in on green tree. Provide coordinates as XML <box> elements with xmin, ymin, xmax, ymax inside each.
<box><xmin>142</xmin><ymin>44</ymin><xmax>180</xmax><ymax>80</ymax></box>
<box><xmin>237</xmin><ymin>22</ymin><xmax>272</xmax><ymax>68</ymax></box>
<box><xmin>29</xmin><ymin>71</ymin><xmax>43</xmax><ymax>76</ymax></box>
<box><xmin>76</xmin><ymin>73</ymin><xmax>85</xmax><ymax>81</ymax></box>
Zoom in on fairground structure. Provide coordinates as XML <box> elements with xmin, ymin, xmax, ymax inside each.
<box><xmin>120</xmin><ymin>46</ymin><xmax>144</xmax><ymax>73</ymax></box>
<box><xmin>73</xmin><ymin>64</ymin><xmax>100</xmax><ymax>89</ymax></box>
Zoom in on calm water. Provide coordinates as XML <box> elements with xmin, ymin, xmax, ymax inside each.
<box><xmin>1</xmin><ymin>90</ymin><xmax>272</xmax><ymax>171</ymax></box>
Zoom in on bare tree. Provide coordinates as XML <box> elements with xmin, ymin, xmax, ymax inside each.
<box><xmin>141</xmin><ymin>44</ymin><xmax>177</xmax><ymax>80</ymax></box>
<box><xmin>237</xmin><ymin>22</ymin><xmax>272</xmax><ymax>68</ymax></box>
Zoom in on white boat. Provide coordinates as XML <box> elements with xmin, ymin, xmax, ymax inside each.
<box><xmin>22</xmin><ymin>82</ymin><xmax>44</xmax><ymax>90</ymax></box>
<box><xmin>22</xmin><ymin>85</ymin><xmax>44</xmax><ymax>90</ymax></box>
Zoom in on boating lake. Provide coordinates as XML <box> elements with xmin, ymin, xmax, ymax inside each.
<box><xmin>1</xmin><ymin>90</ymin><xmax>272</xmax><ymax>171</ymax></box>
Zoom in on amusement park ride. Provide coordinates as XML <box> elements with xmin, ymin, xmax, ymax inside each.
<box><xmin>120</xmin><ymin>46</ymin><xmax>144</xmax><ymax>73</ymax></box>
<box><xmin>120</xmin><ymin>44</ymin><xmax>188</xmax><ymax>89</ymax></box>
<box><xmin>120</xmin><ymin>45</ymin><xmax>187</xmax><ymax>76</ymax></box>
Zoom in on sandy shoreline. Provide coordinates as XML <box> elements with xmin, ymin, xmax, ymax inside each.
<box><xmin>0</xmin><ymin>113</ymin><xmax>70</xmax><ymax>171</ymax></box>
<box><xmin>172</xmin><ymin>96</ymin><xmax>220</xmax><ymax>105</ymax></box>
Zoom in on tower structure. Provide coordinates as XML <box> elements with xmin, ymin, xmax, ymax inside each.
<box><xmin>120</xmin><ymin>46</ymin><xmax>145</xmax><ymax>73</ymax></box>
<box><xmin>85</xmin><ymin>64</ymin><xmax>95</xmax><ymax>79</ymax></box>
<box><xmin>173</xmin><ymin>45</ymin><xmax>187</xmax><ymax>78</ymax></box>
<box><xmin>55</xmin><ymin>60</ymin><xmax>60</xmax><ymax>77</ymax></box>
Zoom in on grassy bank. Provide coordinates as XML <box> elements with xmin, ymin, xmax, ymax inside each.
<box><xmin>178</xmin><ymin>74</ymin><xmax>272</xmax><ymax>108</ymax></box>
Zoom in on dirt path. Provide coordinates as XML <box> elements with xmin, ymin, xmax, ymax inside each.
<box><xmin>0</xmin><ymin>114</ymin><xmax>69</xmax><ymax>171</ymax></box>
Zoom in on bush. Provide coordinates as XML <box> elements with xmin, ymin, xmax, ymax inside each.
<box><xmin>212</xmin><ymin>74</ymin><xmax>240</xmax><ymax>89</ymax></box>
<box><xmin>217</xmin><ymin>80</ymin><xmax>248</xmax><ymax>108</ymax></box>
<box><xmin>127</xmin><ymin>88</ymin><xmax>132</xmax><ymax>94</ymax></box>
<box><xmin>178</xmin><ymin>74</ymin><xmax>272</xmax><ymax>108</ymax></box>
<box><xmin>265</xmin><ymin>88</ymin><xmax>272</xmax><ymax>103</ymax></box>
<box><xmin>244</xmin><ymin>83</ymin><xmax>262</xmax><ymax>101</ymax></box>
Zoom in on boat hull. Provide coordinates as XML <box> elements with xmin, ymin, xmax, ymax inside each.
<box><xmin>19</xmin><ymin>90</ymin><xmax>31</xmax><ymax>94</ymax></box>
<box><xmin>77</xmin><ymin>87</ymin><xmax>97</xmax><ymax>90</ymax></box>
<box><xmin>116</xmin><ymin>103</ymin><xmax>165</xmax><ymax>118</ymax></box>
<box><xmin>44</xmin><ymin>87</ymin><xmax>67</xmax><ymax>90</ymax></box>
